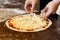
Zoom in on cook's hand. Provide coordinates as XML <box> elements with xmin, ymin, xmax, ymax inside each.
<box><xmin>40</xmin><ymin>1</ymin><xmax>59</xmax><ymax>18</ymax></box>
<box><xmin>24</xmin><ymin>0</ymin><xmax>38</xmax><ymax>13</ymax></box>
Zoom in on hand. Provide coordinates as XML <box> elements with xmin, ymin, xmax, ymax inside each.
<box><xmin>24</xmin><ymin>0</ymin><xmax>38</xmax><ymax>13</ymax></box>
<box><xmin>40</xmin><ymin>1</ymin><xmax>59</xmax><ymax>18</ymax></box>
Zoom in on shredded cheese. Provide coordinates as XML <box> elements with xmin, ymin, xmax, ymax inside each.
<box><xmin>9</xmin><ymin>13</ymin><xmax>48</xmax><ymax>30</ymax></box>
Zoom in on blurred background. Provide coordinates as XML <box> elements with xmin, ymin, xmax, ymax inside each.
<box><xmin>0</xmin><ymin>0</ymin><xmax>39</xmax><ymax>11</ymax></box>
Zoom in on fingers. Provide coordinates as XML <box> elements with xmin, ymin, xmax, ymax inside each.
<box><xmin>24</xmin><ymin>0</ymin><xmax>32</xmax><ymax>13</ymax></box>
<box><xmin>40</xmin><ymin>9</ymin><xmax>53</xmax><ymax>18</ymax></box>
<box><xmin>40</xmin><ymin>12</ymin><xmax>46</xmax><ymax>18</ymax></box>
<box><xmin>24</xmin><ymin>0</ymin><xmax>36</xmax><ymax>13</ymax></box>
<box><xmin>40</xmin><ymin>6</ymin><xmax>53</xmax><ymax>18</ymax></box>
<box><xmin>24</xmin><ymin>3</ymin><xmax>31</xmax><ymax>13</ymax></box>
<box><xmin>40</xmin><ymin>6</ymin><xmax>48</xmax><ymax>18</ymax></box>
<box><xmin>24</xmin><ymin>3</ymin><xmax>35</xmax><ymax>13</ymax></box>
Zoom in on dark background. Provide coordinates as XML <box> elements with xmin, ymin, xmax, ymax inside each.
<box><xmin>40</xmin><ymin>0</ymin><xmax>52</xmax><ymax>11</ymax></box>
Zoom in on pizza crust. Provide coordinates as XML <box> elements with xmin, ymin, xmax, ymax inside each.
<box><xmin>5</xmin><ymin>13</ymin><xmax>52</xmax><ymax>32</ymax></box>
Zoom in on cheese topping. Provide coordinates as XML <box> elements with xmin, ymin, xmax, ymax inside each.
<box><xmin>9</xmin><ymin>13</ymin><xmax>48</xmax><ymax>30</ymax></box>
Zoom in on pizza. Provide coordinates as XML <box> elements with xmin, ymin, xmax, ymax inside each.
<box><xmin>5</xmin><ymin>13</ymin><xmax>52</xmax><ymax>32</ymax></box>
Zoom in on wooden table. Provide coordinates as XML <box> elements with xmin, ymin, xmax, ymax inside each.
<box><xmin>0</xmin><ymin>17</ymin><xmax>60</xmax><ymax>40</ymax></box>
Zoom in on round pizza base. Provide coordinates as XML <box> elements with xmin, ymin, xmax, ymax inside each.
<box><xmin>5</xmin><ymin>19</ymin><xmax>52</xmax><ymax>32</ymax></box>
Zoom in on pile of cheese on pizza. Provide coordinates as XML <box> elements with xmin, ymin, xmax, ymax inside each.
<box><xmin>6</xmin><ymin>13</ymin><xmax>52</xmax><ymax>32</ymax></box>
